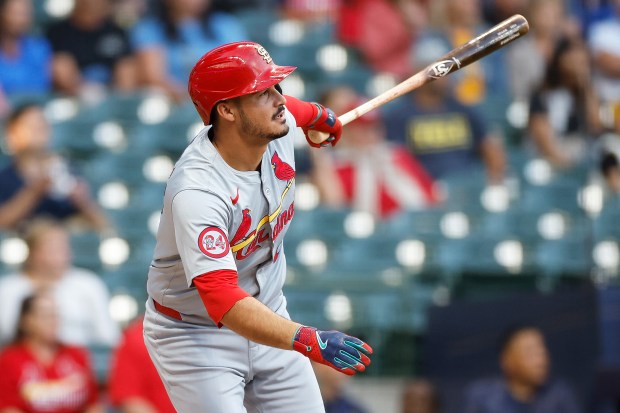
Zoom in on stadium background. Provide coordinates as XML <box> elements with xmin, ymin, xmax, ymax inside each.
<box><xmin>1</xmin><ymin>0</ymin><xmax>620</xmax><ymax>412</ymax></box>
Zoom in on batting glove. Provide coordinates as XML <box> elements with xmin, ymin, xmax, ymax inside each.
<box><xmin>292</xmin><ymin>326</ymin><xmax>372</xmax><ymax>375</ymax></box>
<box><xmin>303</xmin><ymin>103</ymin><xmax>342</xmax><ymax>148</ymax></box>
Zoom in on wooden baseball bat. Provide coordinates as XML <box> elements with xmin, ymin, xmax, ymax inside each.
<box><xmin>308</xmin><ymin>14</ymin><xmax>529</xmax><ymax>144</ymax></box>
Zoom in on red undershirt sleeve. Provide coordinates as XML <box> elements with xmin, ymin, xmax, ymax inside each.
<box><xmin>194</xmin><ymin>270</ymin><xmax>250</xmax><ymax>328</ymax></box>
<box><xmin>284</xmin><ymin>95</ymin><xmax>320</xmax><ymax>128</ymax></box>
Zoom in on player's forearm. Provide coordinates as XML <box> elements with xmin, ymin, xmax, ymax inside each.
<box><xmin>119</xmin><ymin>399</ymin><xmax>159</xmax><ymax>413</ymax></box>
<box><xmin>0</xmin><ymin>186</ymin><xmax>44</xmax><ymax>229</ymax></box>
<box><xmin>220</xmin><ymin>296</ymin><xmax>300</xmax><ymax>350</ymax></box>
<box><xmin>529</xmin><ymin>115</ymin><xmax>569</xmax><ymax>167</ymax></box>
<box><xmin>594</xmin><ymin>52</ymin><xmax>620</xmax><ymax>78</ymax></box>
<box><xmin>480</xmin><ymin>136</ymin><xmax>506</xmax><ymax>184</ymax></box>
<box><xmin>84</xmin><ymin>404</ymin><xmax>105</xmax><ymax>413</ymax></box>
<box><xmin>77</xmin><ymin>202</ymin><xmax>109</xmax><ymax>233</ymax></box>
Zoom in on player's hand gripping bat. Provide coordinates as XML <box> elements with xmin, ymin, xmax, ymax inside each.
<box><xmin>307</xmin><ymin>14</ymin><xmax>529</xmax><ymax>145</ymax></box>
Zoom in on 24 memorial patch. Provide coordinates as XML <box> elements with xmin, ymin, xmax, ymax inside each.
<box><xmin>198</xmin><ymin>227</ymin><xmax>230</xmax><ymax>258</ymax></box>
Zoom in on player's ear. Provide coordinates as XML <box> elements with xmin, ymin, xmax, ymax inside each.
<box><xmin>216</xmin><ymin>100</ymin><xmax>236</xmax><ymax>122</ymax></box>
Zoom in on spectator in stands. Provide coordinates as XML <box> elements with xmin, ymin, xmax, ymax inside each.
<box><xmin>0</xmin><ymin>292</ymin><xmax>103</xmax><ymax>413</ymax></box>
<box><xmin>600</xmin><ymin>152</ymin><xmax>620</xmax><ymax>194</ymax></box>
<box><xmin>0</xmin><ymin>219</ymin><xmax>119</xmax><ymax>347</ymax></box>
<box><xmin>311</xmin><ymin>86</ymin><xmax>439</xmax><ymax>218</ymax></box>
<box><xmin>0</xmin><ymin>0</ymin><xmax>52</xmax><ymax>99</ymax></box>
<box><xmin>0</xmin><ymin>103</ymin><xmax>109</xmax><ymax>232</ymax></box>
<box><xmin>422</xmin><ymin>0</ymin><xmax>508</xmax><ymax>109</ymax></box>
<box><xmin>280</xmin><ymin>0</ymin><xmax>340</xmax><ymax>23</ymax></box>
<box><xmin>108</xmin><ymin>315</ymin><xmax>176</xmax><ymax>413</ymax></box>
<box><xmin>111</xmin><ymin>0</ymin><xmax>148</xmax><ymax>28</ymax></box>
<box><xmin>0</xmin><ymin>87</ymin><xmax>9</xmax><ymax>118</ymax></box>
<box><xmin>130</xmin><ymin>0</ymin><xmax>247</xmax><ymax>102</ymax></box>
<box><xmin>527</xmin><ymin>37</ymin><xmax>602</xmax><ymax>169</ymax></box>
<box><xmin>402</xmin><ymin>379</ymin><xmax>441</xmax><ymax>413</ymax></box>
<box><xmin>463</xmin><ymin>326</ymin><xmax>581</xmax><ymax>413</ymax></box>
<box><xmin>481</xmin><ymin>0</ymin><xmax>527</xmax><ymax>25</ymax></box>
<box><xmin>383</xmin><ymin>39</ymin><xmax>506</xmax><ymax>184</ymax></box>
<box><xmin>45</xmin><ymin>0</ymin><xmax>137</xmax><ymax>98</ymax></box>
<box><xmin>213</xmin><ymin>0</ymin><xmax>279</xmax><ymax>13</ymax></box>
<box><xmin>506</xmin><ymin>0</ymin><xmax>580</xmax><ymax>102</ymax></box>
<box><xmin>588</xmin><ymin>0</ymin><xmax>620</xmax><ymax>107</ymax></box>
<box><xmin>336</xmin><ymin>0</ymin><xmax>429</xmax><ymax>79</ymax></box>
<box><xmin>312</xmin><ymin>360</ymin><xmax>369</xmax><ymax>413</ymax></box>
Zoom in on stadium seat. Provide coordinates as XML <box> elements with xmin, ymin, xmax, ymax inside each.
<box><xmin>281</xmin><ymin>287</ymin><xmax>332</xmax><ymax>329</ymax></box>
<box><xmin>84</xmin><ymin>152</ymin><xmax>151</xmax><ymax>188</ymax></box>
<box><xmin>535</xmin><ymin>238</ymin><xmax>593</xmax><ymax>277</ymax></box>
<box><xmin>288</xmin><ymin>207</ymin><xmax>350</xmax><ymax>244</ymax></box>
<box><xmin>400</xmin><ymin>282</ymin><xmax>442</xmax><ymax>333</ymax></box>
<box><xmin>51</xmin><ymin>118</ymin><xmax>100</xmax><ymax>159</ymax></box>
<box><xmin>70</xmin><ymin>231</ymin><xmax>102</xmax><ymax>273</ymax></box>
<box><xmin>521</xmin><ymin>182</ymin><xmax>582</xmax><ymax>214</ymax></box>
<box><xmin>594</xmin><ymin>207</ymin><xmax>620</xmax><ymax>242</ymax></box>
<box><xmin>132</xmin><ymin>121</ymin><xmax>194</xmax><ymax>157</ymax></box>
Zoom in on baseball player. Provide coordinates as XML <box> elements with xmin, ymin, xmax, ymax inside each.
<box><xmin>143</xmin><ymin>41</ymin><xmax>373</xmax><ymax>413</ymax></box>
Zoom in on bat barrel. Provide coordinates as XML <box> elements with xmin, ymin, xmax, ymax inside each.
<box><xmin>427</xmin><ymin>14</ymin><xmax>529</xmax><ymax>80</ymax></box>
<box><xmin>324</xmin><ymin>14</ymin><xmax>529</xmax><ymax>133</ymax></box>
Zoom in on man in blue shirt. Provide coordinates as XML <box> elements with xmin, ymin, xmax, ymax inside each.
<box><xmin>463</xmin><ymin>326</ymin><xmax>581</xmax><ymax>413</ymax></box>
<box><xmin>383</xmin><ymin>39</ymin><xmax>505</xmax><ymax>183</ymax></box>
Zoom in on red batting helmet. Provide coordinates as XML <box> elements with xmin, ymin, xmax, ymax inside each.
<box><xmin>189</xmin><ymin>41</ymin><xmax>297</xmax><ymax>125</ymax></box>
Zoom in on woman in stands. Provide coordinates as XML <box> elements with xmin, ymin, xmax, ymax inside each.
<box><xmin>528</xmin><ymin>37</ymin><xmax>603</xmax><ymax>169</ymax></box>
<box><xmin>0</xmin><ymin>292</ymin><xmax>103</xmax><ymax>413</ymax></box>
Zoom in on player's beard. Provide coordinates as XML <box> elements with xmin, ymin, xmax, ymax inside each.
<box><xmin>238</xmin><ymin>106</ymin><xmax>289</xmax><ymax>141</ymax></box>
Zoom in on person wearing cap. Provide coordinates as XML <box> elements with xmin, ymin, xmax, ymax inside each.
<box><xmin>142</xmin><ymin>41</ymin><xmax>373</xmax><ymax>413</ymax></box>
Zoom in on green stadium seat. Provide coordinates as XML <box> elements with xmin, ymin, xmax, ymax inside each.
<box><xmin>521</xmin><ymin>182</ymin><xmax>582</xmax><ymax>214</ymax></box>
<box><xmin>400</xmin><ymin>282</ymin><xmax>441</xmax><ymax>333</ymax></box>
<box><xmin>84</xmin><ymin>152</ymin><xmax>150</xmax><ymax>188</ymax></box>
<box><xmin>535</xmin><ymin>238</ymin><xmax>592</xmax><ymax>277</ymax></box>
<box><xmin>281</xmin><ymin>287</ymin><xmax>332</xmax><ymax>329</ymax></box>
<box><xmin>288</xmin><ymin>207</ymin><xmax>350</xmax><ymax>244</ymax></box>
<box><xmin>51</xmin><ymin>118</ymin><xmax>100</xmax><ymax>159</ymax></box>
<box><xmin>594</xmin><ymin>207</ymin><xmax>620</xmax><ymax>242</ymax></box>
<box><xmin>70</xmin><ymin>232</ymin><xmax>102</xmax><ymax>272</ymax></box>
<box><xmin>132</xmin><ymin>121</ymin><xmax>194</xmax><ymax>157</ymax></box>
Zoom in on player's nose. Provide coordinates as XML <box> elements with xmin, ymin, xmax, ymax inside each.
<box><xmin>274</xmin><ymin>88</ymin><xmax>286</xmax><ymax>106</ymax></box>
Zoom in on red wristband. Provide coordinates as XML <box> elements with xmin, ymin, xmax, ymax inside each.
<box><xmin>284</xmin><ymin>95</ymin><xmax>320</xmax><ymax>127</ymax></box>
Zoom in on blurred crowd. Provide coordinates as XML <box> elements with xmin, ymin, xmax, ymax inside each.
<box><xmin>1</xmin><ymin>0</ymin><xmax>620</xmax><ymax>412</ymax></box>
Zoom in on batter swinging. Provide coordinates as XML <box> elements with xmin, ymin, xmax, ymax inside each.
<box><xmin>143</xmin><ymin>41</ymin><xmax>373</xmax><ymax>413</ymax></box>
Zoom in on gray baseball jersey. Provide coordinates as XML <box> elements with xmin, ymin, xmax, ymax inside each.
<box><xmin>143</xmin><ymin>110</ymin><xmax>325</xmax><ymax>413</ymax></box>
<box><xmin>147</xmin><ymin>110</ymin><xmax>298</xmax><ymax>325</ymax></box>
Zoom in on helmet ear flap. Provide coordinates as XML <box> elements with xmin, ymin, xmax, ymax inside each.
<box><xmin>275</xmin><ymin>83</ymin><xmax>283</xmax><ymax>95</ymax></box>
